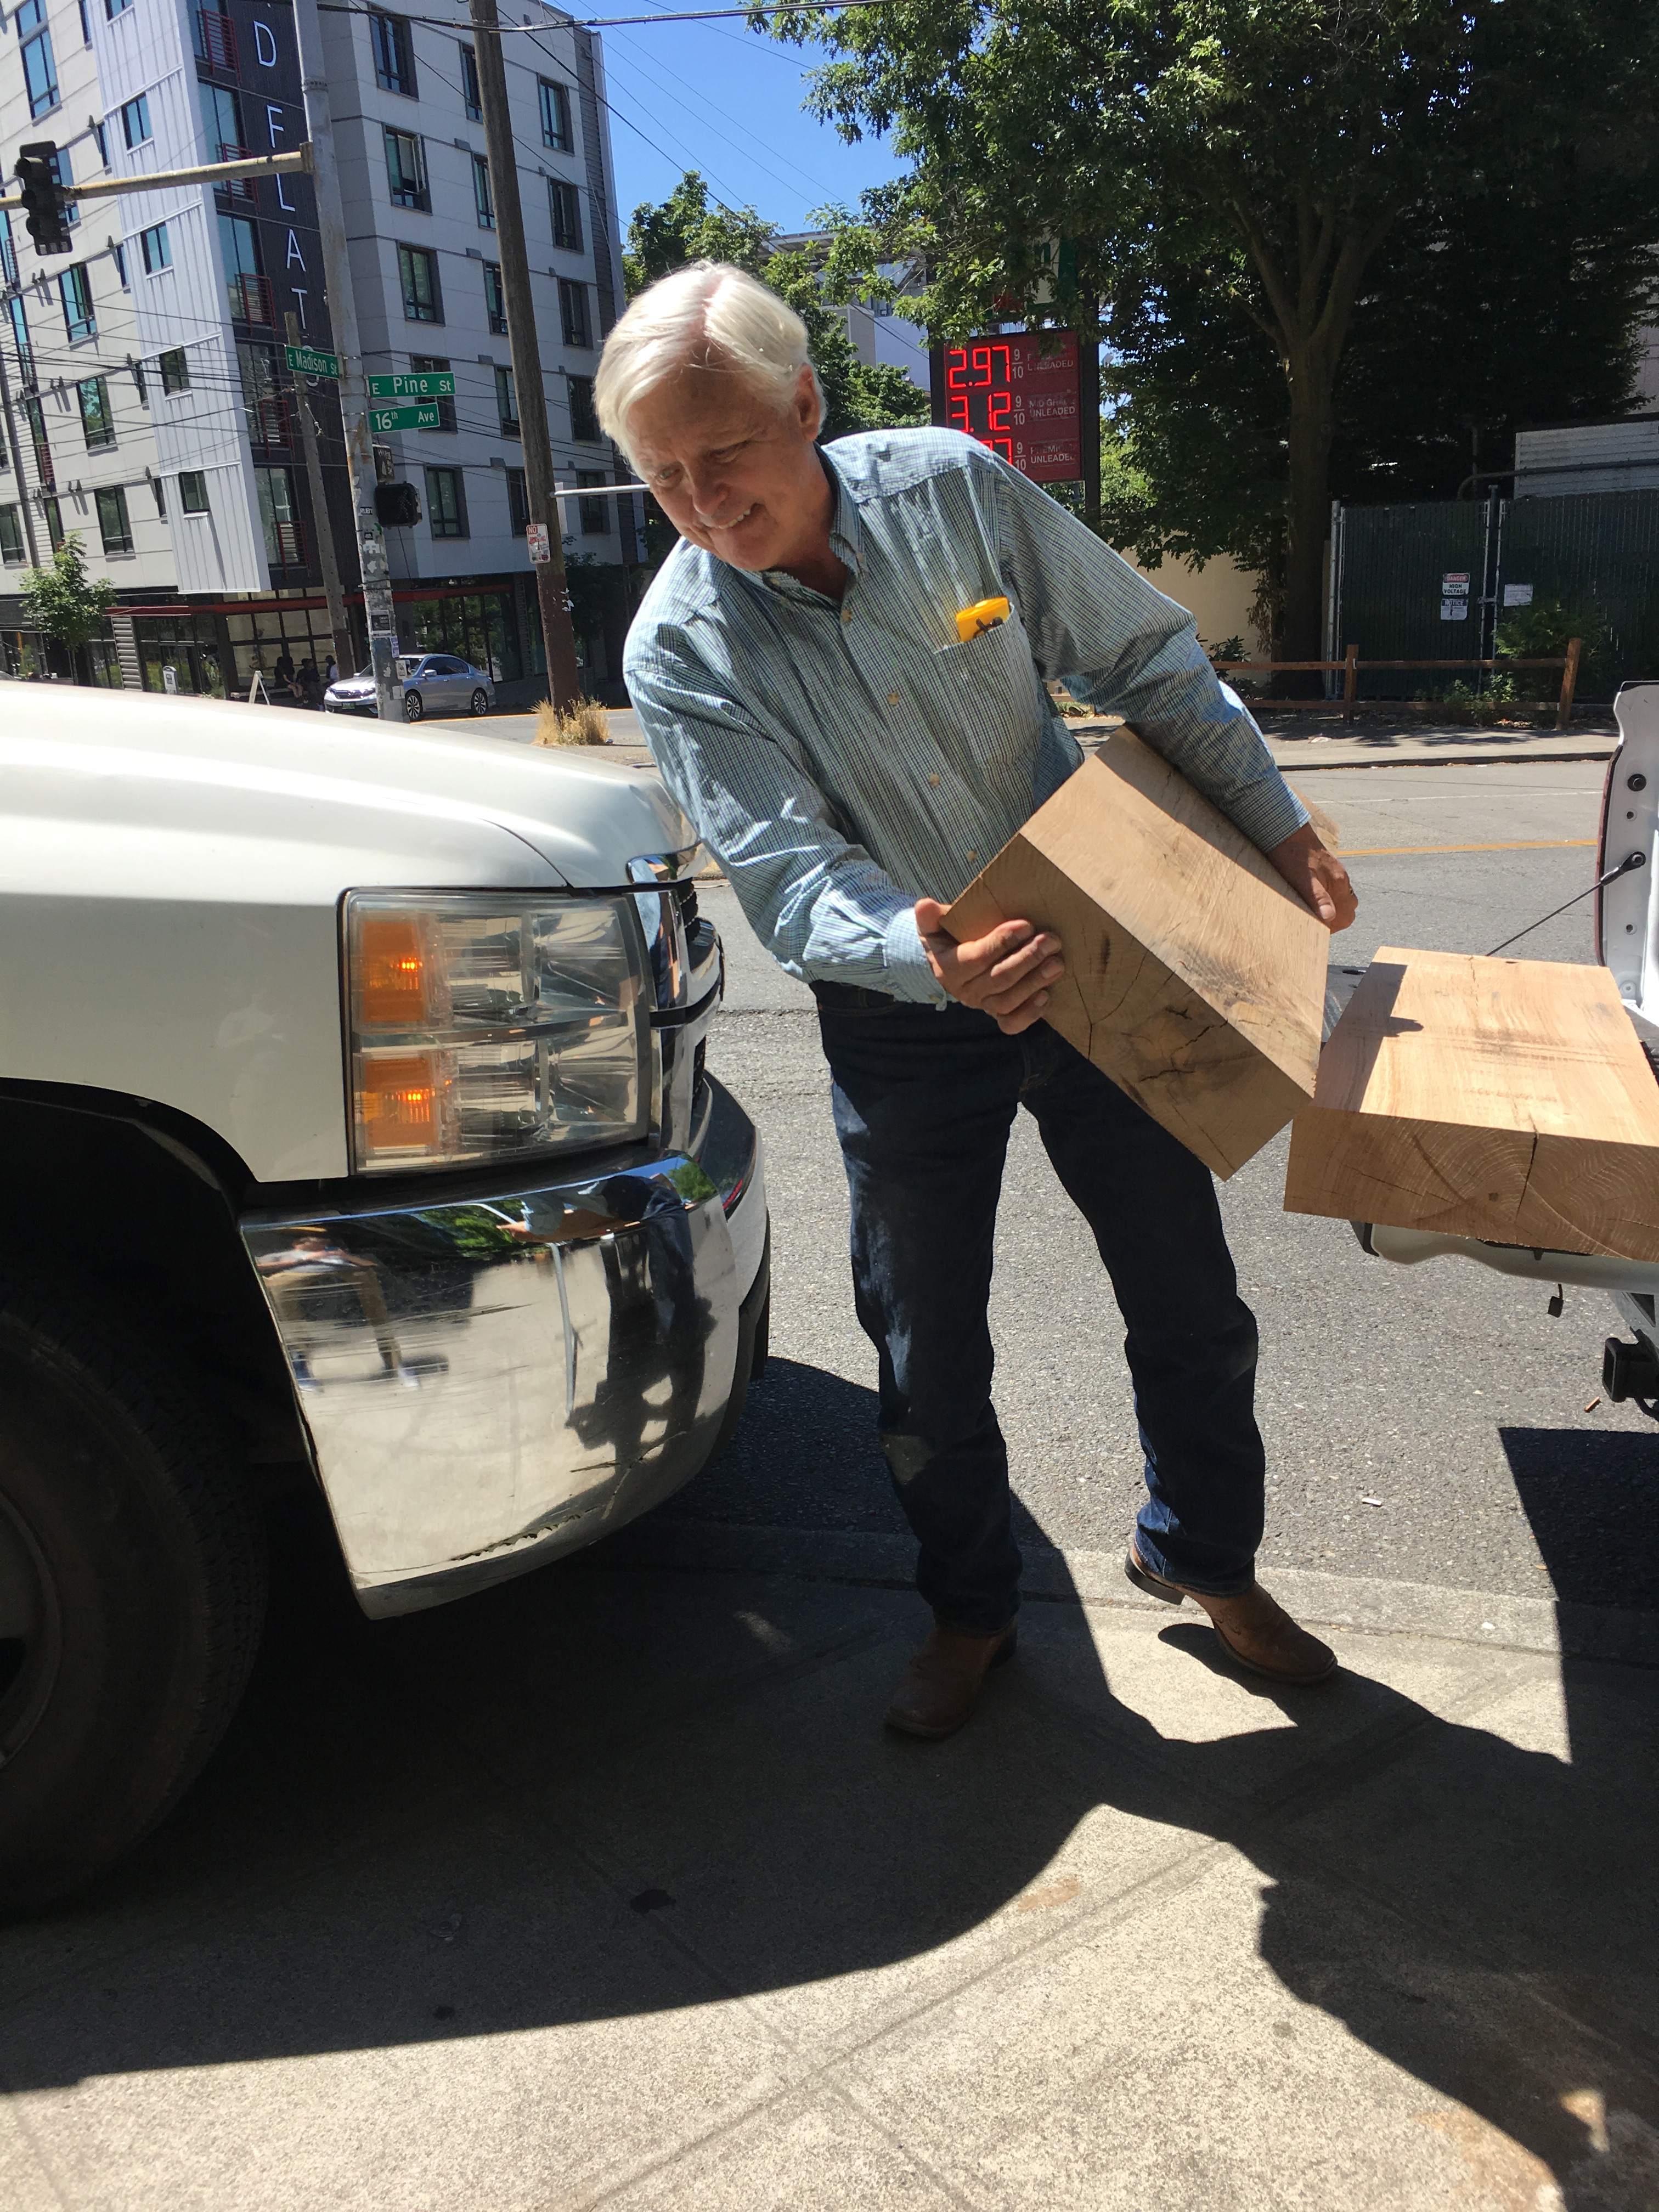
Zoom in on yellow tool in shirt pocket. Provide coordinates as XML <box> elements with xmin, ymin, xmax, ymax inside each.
<box><xmin>955</xmin><ymin>595</ymin><xmax>1011</xmax><ymax>643</ymax></box>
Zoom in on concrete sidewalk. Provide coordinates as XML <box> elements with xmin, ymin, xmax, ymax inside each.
<box><xmin>458</xmin><ymin>704</ymin><xmax>1621</xmax><ymax>774</ymax></box>
<box><xmin>2</xmin><ymin>1509</ymin><xmax>1654</xmax><ymax>2210</ymax></box>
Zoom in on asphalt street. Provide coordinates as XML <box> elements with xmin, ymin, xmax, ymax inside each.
<box><xmin>668</xmin><ymin>758</ymin><xmax>1659</xmax><ymax>1613</ymax></box>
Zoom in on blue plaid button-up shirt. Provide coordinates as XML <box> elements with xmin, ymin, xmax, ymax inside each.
<box><xmin>624</xmin><ymin>427</ymin><xmax>1306</xmax><ymax>1004</ymax></box>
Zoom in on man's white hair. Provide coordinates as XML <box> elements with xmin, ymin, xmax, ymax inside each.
<box><xmin>595</xmin><ymin>261</ymin><xmax>824</xmax><ymax>459</ymax></box>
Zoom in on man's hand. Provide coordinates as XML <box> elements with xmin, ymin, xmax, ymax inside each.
<box><xmin>915</xmin><ymin>899</ymin><xmax>1063</xmax><ymax>1035</ymax></box>
<box><xmin>1267</xmin><ymin>823</ymin><xmax>1358</xmax><ymax>933</ymax></box>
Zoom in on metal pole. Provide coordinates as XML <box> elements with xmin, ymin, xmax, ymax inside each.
<box><xmin>285</xmin><ymin>311</ymin><xmax>353</xmax><ymax>687</ymax></box>
<box><xmin>290</xmin><ymin>0</ymin><xmax>401</xmax><ymax>719</ymax></box>
<box><xmin>469</xmin><ymin>0</ymin><xmax>583</xmax><ymax>708</ymax></box>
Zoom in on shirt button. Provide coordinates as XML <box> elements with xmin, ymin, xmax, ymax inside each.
<box><xmin>840</xmin><ymin>608</ymin><xmax>853</xmax><ymax>625</ymax></box>
<box><xmin>888</xmin><ymin>693</ymin><xmax>900</xmax><ymax>708</ymax></box>
<box><xmin>966</xmin><ymin>851</ymin><xmax>978</xmax><ymax>864</ymax></box>
<box><xmin>927</xmin><ymin>774</ymin><xmax>941</xmax><ymax>788</ymax></box>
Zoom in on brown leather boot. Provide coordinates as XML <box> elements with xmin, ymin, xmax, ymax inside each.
<box><xmin>885</xmin><ymin>1622</ymin><xmax>1018</xmax><ymax>1739</ymax></box>
<box><xmin>1126</xmin><ymin>1549</ymin><xmax>1337</xmax><ymax>1685</ymax></box>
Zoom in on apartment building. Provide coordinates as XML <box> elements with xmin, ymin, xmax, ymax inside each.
<box><xmin>0</xmin><ymin>0</ymin><xmax>634</xmax><ymax>699</ymax></box>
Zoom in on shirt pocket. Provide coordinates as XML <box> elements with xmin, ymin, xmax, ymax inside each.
<box><xmin>928</xmin><ymin>601</ymin><xmax>1045</xmax><ymax>765</ymax></box>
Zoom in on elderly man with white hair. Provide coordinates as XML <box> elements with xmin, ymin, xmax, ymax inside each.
<box><xmin>601</xmin><ymin>262</ymin><xmax>1357</xmax><ymax>1739</ymax></box>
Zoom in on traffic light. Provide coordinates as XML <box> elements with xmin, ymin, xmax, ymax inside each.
<box><xmin>375</xmin><ymin>482</ymin><xmax>421</xmax><ymax>528</ymax></box>
<box><xmin>15</xmin><ymin>143</ymin><xmax>70</xmax><ymax>256</ymax></box>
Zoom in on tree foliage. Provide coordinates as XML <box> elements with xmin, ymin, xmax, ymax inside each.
<box><xmin>778</xmin><ymin>0</ymin><xmax>1659</xmax><ymax>653</ymax></box>
<box><xmin>622</xmin><ymin>171</ymin><xmax>932</xmax><ymax>444</ymax></box>
<box><xmin>21</xmin><ymin>533</ymin><xmax>117</xmax><ymax>664</ymax></box>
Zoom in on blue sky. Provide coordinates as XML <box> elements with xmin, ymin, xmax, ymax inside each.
<box><xmin>594</xmin><ymin>10</ymin><xmax>909</xmax><ymax>236</ymax></box>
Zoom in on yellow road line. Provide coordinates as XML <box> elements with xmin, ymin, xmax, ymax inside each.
<box><xmin>1336</xmin><ymin>838</ymin><xmax>1596</xmax><ymax>857</ymax></box>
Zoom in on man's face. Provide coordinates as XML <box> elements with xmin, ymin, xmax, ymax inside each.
<box><xmin>627</xmin><ymin>365</ymin><xmax>830</xmax><ymax>575</ymax></box>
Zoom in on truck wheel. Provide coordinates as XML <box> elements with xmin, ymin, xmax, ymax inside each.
<box><xmin>0</xmin><ymin>1272</ymin><xmax>268</xmax><ymax>1913</ymax></box>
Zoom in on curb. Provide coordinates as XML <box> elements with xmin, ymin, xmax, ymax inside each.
<box><xmin>592</xmin><ymin>1518</ymin><xmax>1659</xmax><ymax>1668</ymax></box>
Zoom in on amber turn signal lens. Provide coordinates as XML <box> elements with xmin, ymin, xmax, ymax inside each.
<box><xmin>358</xmin><ymin>913</ymin><xmax>434</xmax><ymax>1027</ymax></box>
<box><xmin>358</xmin><ymin>1052</ymin><xmax>447</xmax><ymax>1154</ymax></box>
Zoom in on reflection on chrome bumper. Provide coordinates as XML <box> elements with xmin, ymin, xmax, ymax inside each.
<box><xmin>241</xmin><ymin>1082</ymin><xmax>761</xmax><ymax>1616</ymax></box>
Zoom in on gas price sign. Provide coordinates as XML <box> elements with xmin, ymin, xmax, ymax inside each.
<box><xmin>930</xmin><ymin>332</ymin><xmax>1082</xmax><ymax>483</ymax></box>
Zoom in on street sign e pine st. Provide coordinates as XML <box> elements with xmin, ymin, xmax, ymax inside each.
<box><xmin>367</xmin><ymin>370</ymin><xmax>455</xmax><ymax>399</ymax></box>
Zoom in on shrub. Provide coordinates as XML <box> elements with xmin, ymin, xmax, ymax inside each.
<box><xmin>534</xmin><ymin>696</ymin><xmax>608</xmax><ymax>747</ymax></box>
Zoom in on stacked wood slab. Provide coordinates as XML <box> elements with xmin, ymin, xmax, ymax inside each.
<box><xmin>1284</xmin><ymin>947</ymin><xmax>1659</xmax><ymax>1261</ymax></box>
<box><xmin>942</xmin><ymin>731</ymin><xmax>1329</xmax><ymax>1177</ymax></box>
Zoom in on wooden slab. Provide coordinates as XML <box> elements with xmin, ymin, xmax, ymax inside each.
<box><xmin>1284</xmin><ymin>946</ymin><xmax>1659</xmax><ymax>1260</ymax></box>
<box><xmin>942</xmin><ymin>731</ymin><xmax>1329</xmax><ymax>1177</ymax></box>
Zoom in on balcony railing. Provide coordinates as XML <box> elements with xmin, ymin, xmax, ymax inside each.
<box><xmin>215</xmin><ymin>143</ymin><xmax>257</xmax><ymax>205</ymax></box>
<box><xmin>229</xmin><ymin>271</ymin><xmax>274</xmax><ymax>328</ymax></box>
<box><xmin>195</xmin><ymin>9</ymin><xmax>238</xmax><ymax>72</ymax></box>
<box><xmin>266</xmin><ymin>517</ymin><xmax>307</xmax><ymax>570</ymax></box>
<box><xmin>248</xmin><ymin>394</ymin><xmax>294</xmax><ymax>448</ymax></box>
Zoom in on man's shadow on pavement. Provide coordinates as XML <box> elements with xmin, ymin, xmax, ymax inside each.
<box><xmin>1</xmin><ymin>1370</ymin><xmax>1656</xmax><ymax>2209</ymax></box>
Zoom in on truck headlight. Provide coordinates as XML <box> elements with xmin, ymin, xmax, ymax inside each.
<box><xmin>345</xmin><ymin>892</ymin><xmax>650</xmax><ymax>1174</ymax></box>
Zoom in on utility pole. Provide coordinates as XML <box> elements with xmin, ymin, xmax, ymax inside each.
<box><xmin>285</xmin><ymin>310</ymin><xmax>352</xmax><ymax>684</ymax></box>
<box><xmin>469</xmin><ymin>0</ymin><xmax>582</xmax><ymax>708</ymax></box>
<box><xmin>290</xmin><ymin>0</ymin><xmax>402</xmax><ymax>719</ymax></box>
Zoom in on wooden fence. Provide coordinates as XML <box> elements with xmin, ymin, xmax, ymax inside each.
<box><xmin>1211</xmin><ymin>640</ymin><xmax>1583</xmax><ymax>730</ymax></box>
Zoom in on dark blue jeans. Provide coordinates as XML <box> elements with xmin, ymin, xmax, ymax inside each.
<box><xmin>818</xmin><ymin>997</ymin><xmax>1266</xmax><ymax>1635</ymax></box>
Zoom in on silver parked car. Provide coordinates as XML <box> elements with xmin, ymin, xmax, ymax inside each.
<box><xmin>324</xmin><ymin>654</ymin><xmax>496</xmax><ymax>720</ymax></box>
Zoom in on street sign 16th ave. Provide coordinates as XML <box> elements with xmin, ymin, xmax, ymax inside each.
<box><xmin>284</xmin><ymin>343</ymin><xmax>340</xmax><ymax>379</ymax></box>
<box><xmin>368</xmin><ymin>401</ymin><xmax>442</xmax><ymax>434</ymax></box>
<box><xmin>367</xmin><ymin>371</ymin><xmax>455</xmax><ymax>399</ymax></box>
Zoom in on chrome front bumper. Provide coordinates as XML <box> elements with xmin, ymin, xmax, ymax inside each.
<box><xmin>240</xmin><ymin>1077</ymin><xmax>766</xmax><ymax>1616</ymax></box>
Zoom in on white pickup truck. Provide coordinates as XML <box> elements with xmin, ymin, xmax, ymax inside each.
<box><xmin>1350</xmin><ymin>680</ymin><xmax>1659</xmax><ymax>1413</ymax></box>
<box><xmin>0</xmin><ymin>690</ymin><xmax>770</xmax><ymax>1909</ymax></box>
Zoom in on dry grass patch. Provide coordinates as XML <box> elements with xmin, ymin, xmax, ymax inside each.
<box><xmin>534</xmin><ymin>696</ymin><xmax>610</xmax><ymax>747</ymax></box>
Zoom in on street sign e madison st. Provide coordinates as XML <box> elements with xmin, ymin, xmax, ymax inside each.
<box><xmin>284</xmin><ymin>343</ymin><xmax>340</xmax><ymax>379</ymax></box>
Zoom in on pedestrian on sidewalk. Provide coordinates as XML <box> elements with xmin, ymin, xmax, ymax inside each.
<box><xmin>602</xmin><ymin>264</ymin><xmax>1358</xmax><ymax>1737</ymax></box>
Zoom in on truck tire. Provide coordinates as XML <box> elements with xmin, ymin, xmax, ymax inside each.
<box><xmin>0</xmin><ymin>1271</ymin><xmax>268</xmax><ymax>1913</ymax></box>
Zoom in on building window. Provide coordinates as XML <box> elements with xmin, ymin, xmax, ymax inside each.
<box><xmin>239</xmin><ymin>340</ymin><xmax>286</xmax><ymax>445</ymax></box>
<box><xmin>549</xmin><ymin>178</ymin><xmax>582</xmax><ymax>254</ymax></box>
<box><xmin>112</xmin><ymin>241</ymin><xmax>127</xmax><ymax>287</ymax></box>
<box><xmin>398</xmin><ymin>242</ymin><xmax>441</xmax><ymax>323</ymax></box>
<box><xmin>95</xmin><ymin>483</ymin><xmax>132</xmax><ymax>553</ymax></box>
<box><xmin>219</xmin><ymin>214</ymin><xmax>269</xmax><ymax>324</ymax></box>
<box><xmin>78</xmin><ymin>0</ymin><xmax>91</xmax><ymax>43</ymax></box>
<box><xmin>410</xmin><ymin>353</ymin><xmax>455</xmax><ymax>431</ymax></box>
<box><xmin>92</xmin><ymin>118</ymin><xmax>107</xmax><ymax>165</ymax></box>
<box><xmin>0</xmin><ymin>505</ymin><xmax>22</xmax><ymax>563</ymax></box>
<box><xmin>3</xmin><ymin>298</ymin><xmax>24</xmax><ymax>394</ymax></box>
<box><xmin>506</xmin><ymin>465</ymin><xmax>528</xmax><ymax>537</ymax></box>
<box><xmin>459</xmin><ymin>42</ymin><xmax>481</xmax><ymax>120</ymax></box>
<box><xmin>160</xmin><ymin>347</ymin><xmax>189</xmax><ymax>394</ymax></box>
<box><xmin>77</xmin><ymin>374</ymin><xmax>115</xmax><ymax>448</ymax></box>
<box><xmin>139</xmin><ymin>222</ymin><xmax>171</xmax><ymax>274</ymax></box>
<box><xmin>369</xmin><ymin>10</ymin><xmax>415</xmax><ymax>95</ymax></box>
<box><xmin>472</xmin><ymin>153</ymin><xmax>494</xmax><ymax>230</ymax></box>
<box><xmin>42</xmin><ymin>494</ymin><xmax>63</xmax><ymax>550</ymax></box>
<box><xmin>179</xmin><ymin>469</ymin><xmax>208</xmax><ymax>514</ymax></box>
<box><xmin>577</xmin><ymin>469</ymin><xmax>607</xmax><ymax>535</ymax></box>
<box><xmin>48</xmin><ymin>146</ymin><xmax>77</xmax><ymax>228</ymax></box>
<box><xmin>23</xmin><ymin>396</ymin><xmax>50</xmax><ymax>486</ymax></box>
<box><xmin>495</xmin><ymin>363</ymin><xmax>518</xmax><ymax>437</ymax></box>
<box><xmin>568</xmin><ymin>371</ymin><xmax>599</xmax><ymax>442</ymax></box>
<box><xmin>18</xmin><ymin>0</ymin><xmax>59</xmax><ymax>120</ymax></box>
<box><xmin>256</xmin><ymin>465</ymin><xmax>302</xmax><ymax>566</ymax></box>
<box><xmin>60</xmin><ymin>265</ymin><xmax>95</xmax><ymax>343</ymax></box>
<box><xmin>425</xmin><ymin>465</ymin><xmax>466</xmax><ymax>538</ymax></box>
<box><xmin>538</xmin><ymin>77</ymin><xmax>572</xmax><ymax>151</ymax></box>
<box><xmin>0</xmin><ymin>212</ymin><xmax>16</xmax><ymax>290</ymax></box>
<box><xmin>383</xmin><ymin>127</ymin><xmax>429</xmax><ymax>211</ymax></box>
<box><xmin>200</xmin><ymin>80</ymin><xmax>244</xmax><ymax>162</ymax></box>
<box><xmin>558</xmin><ymin>279</ymin><xmax>589</xmax><ymax>350</ymax></box>
<box><xmin>105</xmin><ymin>0</ymin><xmax>134</xmax><ymax>15</ymax></box>
<box><xmin>152</xmin><ymin>473</ymin><xmax>165</xmax><ymax>516</ymax></box>
<box><xmin>482</xmin><ymin>260</ymin><xmax>506</xmax><ymax>335</ymax></box>
<box><xmin>132</xmin><ymin>357</ymin><xmax>148</xmax><ymax>406</ymax></box>
<box><xmin>119</xmin><ymin>92</ymin><xmax>151</xmax><ymax>148</ymax></box>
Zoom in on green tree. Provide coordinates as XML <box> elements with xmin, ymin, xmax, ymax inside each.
<box><xmin>21</xmin><ymin>533</ymin><xmax>117</xmax><ymax>683</ymax></box>
<box><xmin>786</xmin><ymin>0</ymin><xmax>1659</xmax><ymax>657</ymax></box>
<box><xmin>622</xmin><ymin>171</ymin><xmax>931</xmax><ymax>444</ymax></box>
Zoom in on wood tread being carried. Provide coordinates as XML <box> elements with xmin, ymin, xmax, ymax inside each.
<box><xmin>942</xmin><ymin>732</ymin><xmax>1329</xmax><ymax>1177</ymax></box>
<box><xmin>1284</xmin><ymin>946</ymin><xmax>1659</xmax><ymax>1261</ymax></box>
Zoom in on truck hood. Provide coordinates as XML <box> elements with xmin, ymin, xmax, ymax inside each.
<box><xmin>0</xmin><ymin>686</ymin><xmax>695</xmax><ymax>904</ymax></box>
